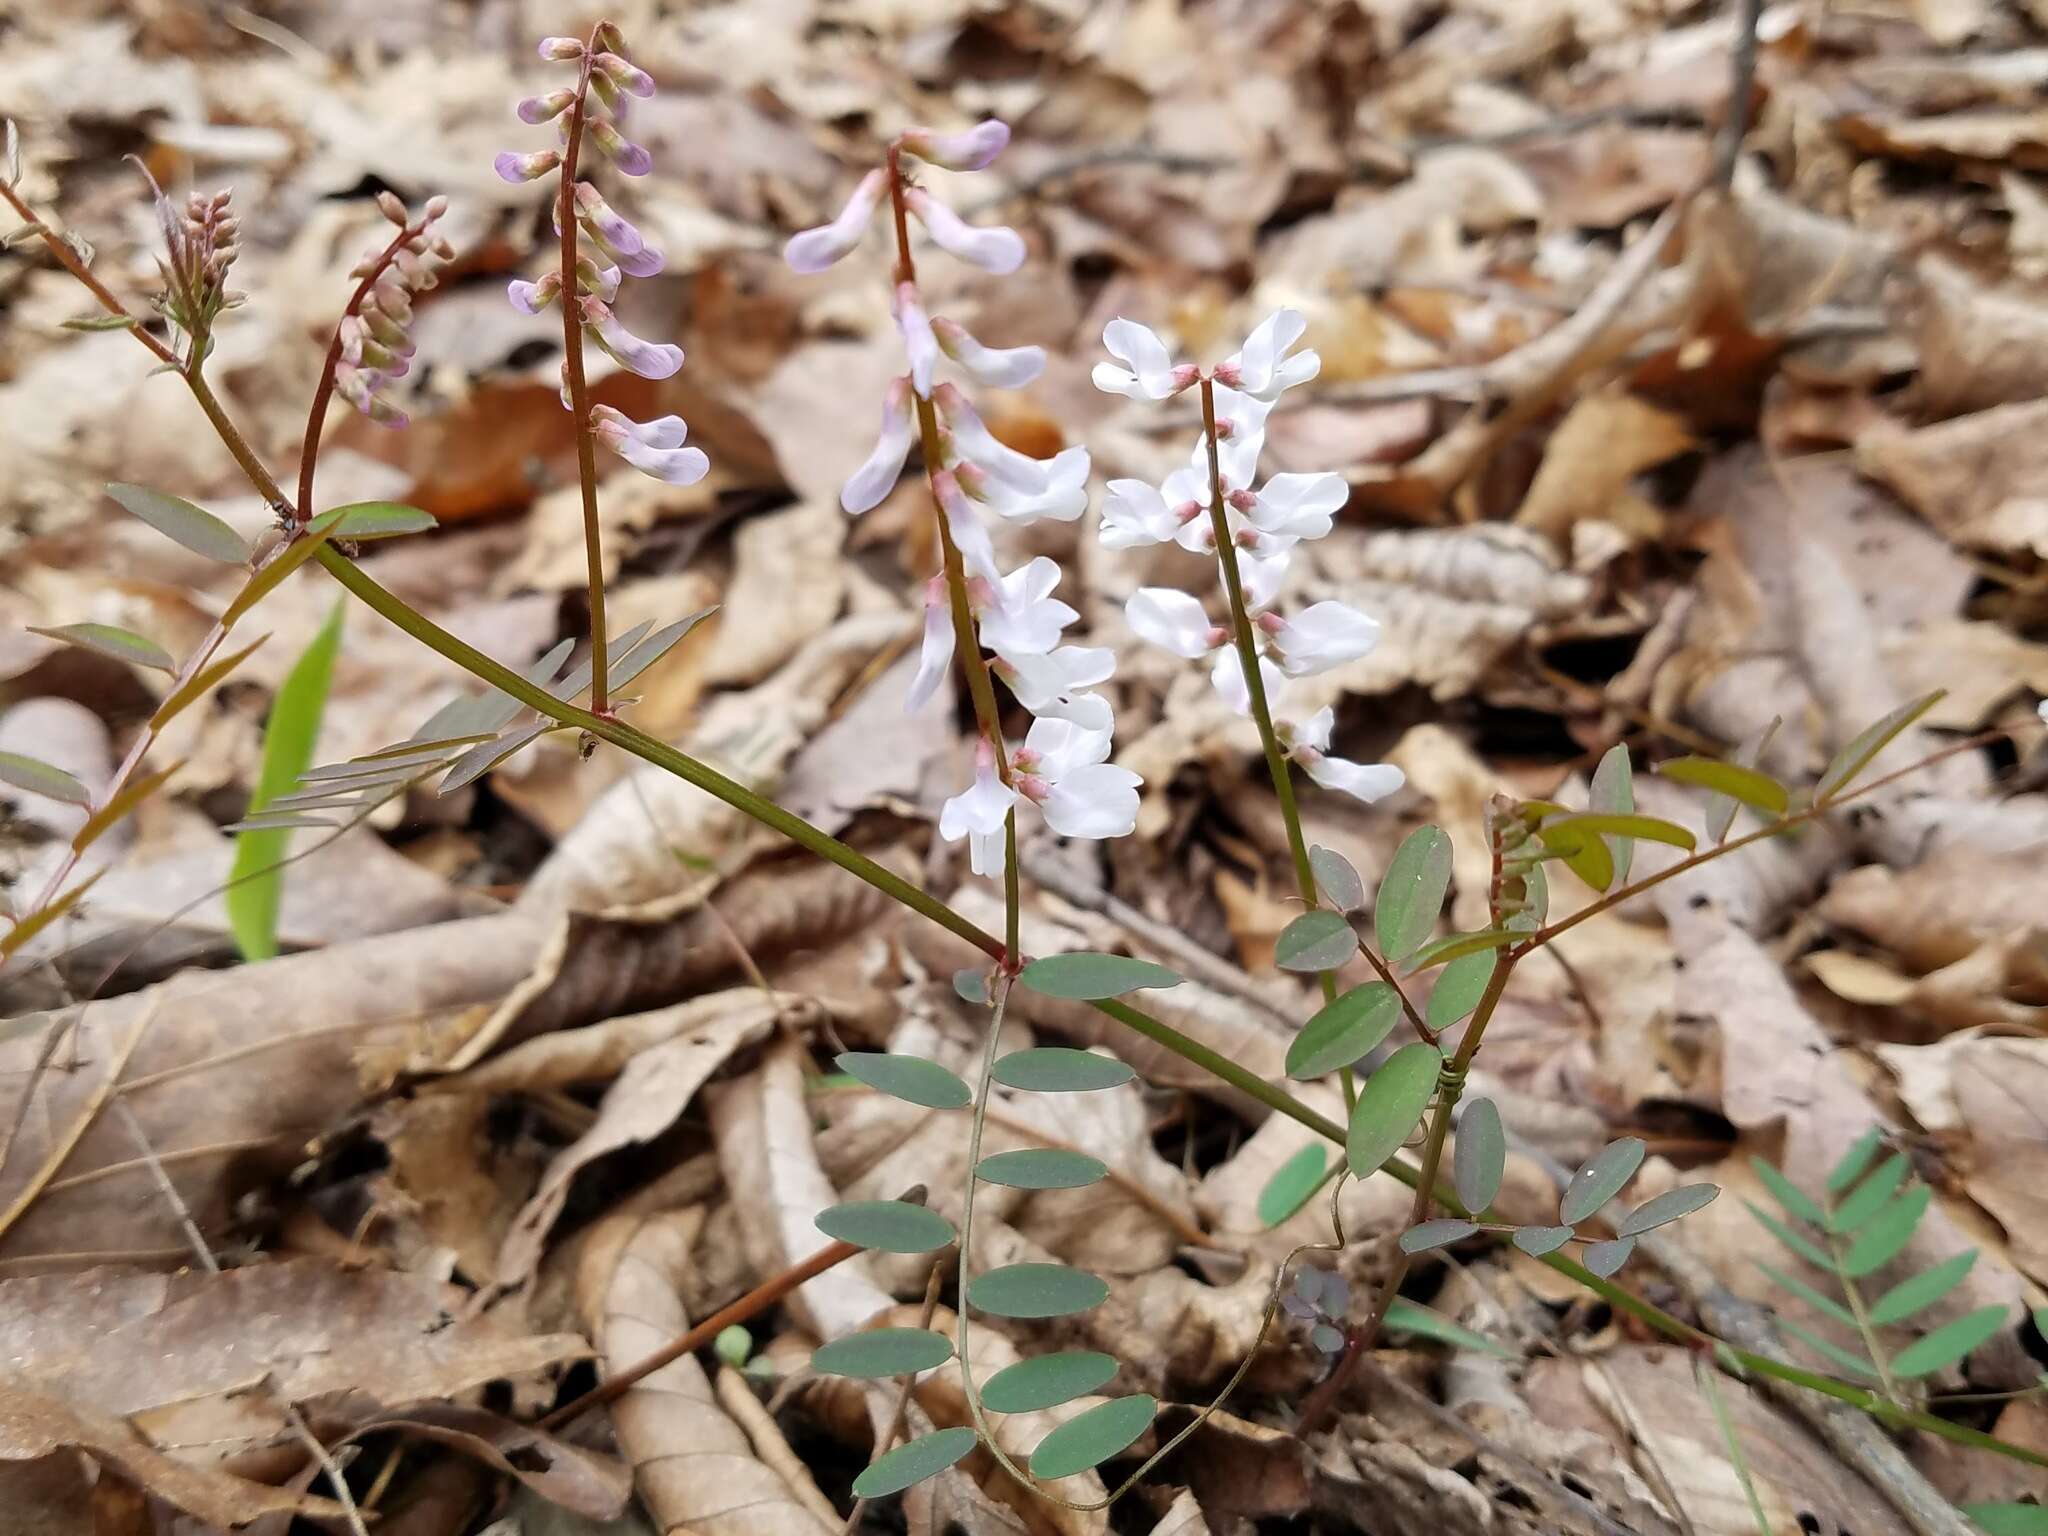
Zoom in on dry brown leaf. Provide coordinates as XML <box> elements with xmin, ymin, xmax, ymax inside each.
<box><xmin>0</xmin><ymin>1260</ymin><xmax>585</xmax><ymax>1464</ymax></box>
<box><xmin>0</xmin><ymin>909</ymin><xmax>547</xmax><ymax>1267</ymax></box>
<box><xmin>575</xmin><ymin>1207</ymin><xmax>837</xmax><ymax>1536</ymax></box>
<box><xmin>1837</xmin><ymin>107</ymin><xmax>2048</xmax><ymax>173</ymax></box>
<box><xmin>324</xmin><ymin>1398</ymin><xmax>632</xmax><ymax>1521</ymax></box>
<box><xmin>487</xmin><ymin>991</ymin><xmax>794</xmax><ymax>1295</ymax></box>
<box><xmin>698</xmin><ymin>503</ymin><xmax>848</xmax><ymax>689</ymax></box>
<box><xmin>0</xmin><ymin>1376</ymin><xmax>346</xmax><ymax>1531</ymax></box>
<box><xmin>1523</xmin><ymin>1348</ymin><xmax>1913</xmax><ymax>1536</ymax></box>
<box><xmin>1856</xmin><ymin>399</ymin><xmax>2048</xmax><ymax>557</ymax></box>
<box><xmin>1907</xmin><ymin>257</ymin><xmax>2048</xmax><ymax>419</ymax></box>
<box><xmin>1514</xmin><ymin>388</ymin><xmax>1695</xmax><ymax>543</ymax></box>
<box><xmin>708</xmin><ymin>1038</ymin><xmax>896</xmax><ymax>1342</ymax></box>
<box><xmin>1819</xmin><ymin>845</ymin><xmax>2048</xmax><ymax>975</ymax></box>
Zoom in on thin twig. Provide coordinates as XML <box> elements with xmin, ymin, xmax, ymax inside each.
<box><xmin>284</xmin><ymin>1403</ymin><xmax>370</xmax><ymax>1536</ymax></box>
<box><xmin>843</xmin><ymin>1258</ymin><xmax>947</xmax><ymax>1534</ymax></box>
<box><xmin>1715</xmin><ymin>0</ymin><xmax>1766</xmax><ymax>189</ymax></box>
<box><xmin>112</xmin><ymin>1098</ymin><xmax>216</xmax><ymax>1272</ymax></box>
<box><xmin>0</xmin><ymin>1001</ymin><xmax>155</xmax><ymax>1244</ymax></box>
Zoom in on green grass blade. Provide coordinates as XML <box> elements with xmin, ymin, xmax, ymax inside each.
<box><xmin>226</xmin><ymin>598</ymin><xmax>343</xmax><ymax>961</ymax></box>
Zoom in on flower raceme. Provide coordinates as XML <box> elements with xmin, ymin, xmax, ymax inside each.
<box><xmin>785</xmin><ymin>120</ymin><xmax>1138</xmax><ymax>876</ymax></box>
<box><xmin>332</xmin><ymin>193</ymin><xmax>454</xmax><ymax>429</ymax></box>
<box><xmin>1095</xmin><ymin>312</ymin><xmax>1404</xmax><ymax>805</ymax></box>
<box><xmin>496</xmin><ymin>25</ymin><xmax>708</xmax><ymax>488</ymax></box>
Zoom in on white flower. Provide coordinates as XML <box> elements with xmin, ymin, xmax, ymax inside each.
<box><xmin>1289</xmin><ymin>707</ymin><xmax>1404</xmax><ymax>804</ymax></box>
<box><xmin>934</xmin><ymin>385</ymin><xmax>1088</xmax><ymax>501</ymax></box>
<box><xmin>785</xmin><ymin>169</ymin><xmax>886</xmax><ymax>273</ymax></box>
<box><xmin>979</xmin><ymin>557</ymin><xmax>1078</xmax><ymax>660</ymax></box>
<box><xmin>1126</xmin><ymin>588</ymin><xmax>1224</xmax><ymax>659</ymax></box>
<box><xmin>1100</xmin><ymin>478</ymin><xmax>1193</xmax><ymax>549</ymax></box>
<box><xmin>956</xmin><ymin>456</ymin><xmax>1088</xmax><ymax>524</ymax></box>
<box><xmin>905</xmin><ymin>188</ymin><xmax>1025</xmax><ymax>275</ymax></box>
<box><xmin>590</xmin><ymin>406</ymin><xmax>709</xmax><ymax>485</ymax></box>
<box><xmin>1219</xmin><ymin>308</ymin><xmax>1319</xmax><ymax>401</ymax></box>
<box><xmin>997</xmin><ymin>646</ymin><xmax>1115</xmax><ymax>714</ymax></box>
<box><xmin>1239</xmin><ymin>548</ymin><xmax>1291</xmax><ymax>613</ymax></box>
<box><xmin>895</xmin><ymin>282</ymin><xmax>939</xmax><ymax>398</ymax></box>
<box><xmin>940</xmin><ymin>738</ymin><xmax>1017</xmax><ymax>877</ymax></box>
<box><xmin>842</xmin><ymin>377</ymin><xmax>914</xmax><ymax>515</ymax></box>
<box><xmin>1014</xmin><ymin>713</ymin><xmax>1140</xmax><ymax>840</ymax></box>
<box><xmin>934</xmin><ymin>317</ymin><xmax>1045</xmax><ymax>389</ymax></box>
<box><xmin>1234</xmin><ymin>471</ymin><xmax>1348</xmax><ymax>547</ymax></box>
<box><xmin>1093</xmin><ymin>318</ymin><xmax>1198</xmax><ymax>400</ymax></box>
<box><xmin>1211</xmin><ymin>647</ymin><xmax>1287</xmax><ymax>717</ymax></box>
<box><xmin>932</xmin><ymin>470</ymin><xmax>1000</xmax><ymax>584</ymax></box>
<box><xmin>1265</xmin><ymin>600</ymin><xmax>1380</xmax><ymax>677</ymax></box>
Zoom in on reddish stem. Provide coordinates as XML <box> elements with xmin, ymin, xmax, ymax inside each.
<box><xmin>295</xmin><ymin>225</ymin><xmax>415</xmax><ymax>525</ymax></box>
<box><xmin>558</xmin><ymin>32</ymin><xmax>610</xmax><ymax>714</ymax></box>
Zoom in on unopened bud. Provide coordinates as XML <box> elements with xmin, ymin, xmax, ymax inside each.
<box><xmin>423</xmin><ymin>194</ymin><xmax>449</xmax><ymax>221</ymax></box>
<box><xmin>494</xmin><ymin>149</ymin><xmax>561</xmax><ymax>183</ymax></box>
<box><xmin>594</xmin><ymin>51</ymin><xmax>655</xmax><ymax>97</ymax></box>
<box><xmin>595</xmin><ymin>21</ymin><xmax>627</xmax><ymax>53</ymax></box>
<box><xmin>377</xmin><ymin>190</ymin><xmax>408</xmax><ymax>224</ymax></box>
<box><xmin>537</xmin><ymin>36</ymin><xmax>583</xmax><ymax>60</ymax></box>
<box><xmin>517</xmin><ymin>89</ymin><xmax>576</xmax><ymax>124</ymax></box>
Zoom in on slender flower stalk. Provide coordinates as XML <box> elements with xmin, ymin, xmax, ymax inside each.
<box><xmin>498</xmin><ymin>22</ymin><xmax>703</xmax><ymax>717</ymax></box>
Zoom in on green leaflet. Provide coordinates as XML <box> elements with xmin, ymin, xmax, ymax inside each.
<box><xmin>1310</xmin><ymin>844</ymin><xmax>1364</xmax><ymax>911</ymax></box>
<box><xmin>811</xmin><ymin>1328</ymin><xmax>953</xmax><ymax>1379</ymax></box>
<box><xmin>981</xmin><ymin>1351</ymin><xmax>1119</xmax><ymax>1413</ymax></box>
<box><xmin>1841</xmin><ymin>1184</ymin><xmax>1931</xmax><ymax>1277</ymax></box>
<box><xmin>1890</xmin><ymin>1305</ymin><xmax>2009</xmax><ymax>1379</ymax></box>
<box><xmin>1018</xmin><ymin>951</ymin><xmax>1181</xmax><ymax>1000</ymax></box>
<box><xmin>1560</xmin><ymin>1138</ymin><xmax>1645</xmax><ymax>1225</ymax></box>
<box><xmin>1453</xmin><ymin>1097</ymin><xmax>1505</xmax><ymax>1213</ymax></box>
<box><xmin>1346</xmin><ymin>1043</ymin><xmax>1440</xmax><ymax>1178</ymax></box>
<box><xmin>836</xmin><ymin>1051</ymin><xmax>972</xmax><ymax>1109</ymax></box>
<box><xmin>226</xmin><ymin>598</ymin><xmax>344</xmax><ymax>961</ymax></box>
<box><xmin>967</xmin><ymin>1263</ymin><xmax>1108</xmax><ymax>1319</ymax></box>
<box><xmin>1027</xmin><ymin>1394</ymin><xmax>1156</xmax><ymax>1479</ymax></box>
<box><xmin>1287</xmin><ymin>982</ymin><xmax>1400</xmax><ymax>1080</ymax></box>
<box><xmin>1275</xmin><ymin>909</ymin><xmax>1357</xmax><ymax>972</ymax></box>
<box><xmin>1256</xmin><ymin>1144</ymin><xmax>1330</xmax><ymax>1228</ymax></box>
<box><xmin>1869</xmin><ymin>1251</ymin><xmax>1977</xmax><ymax>1327</ymax></box>
<box><xmin>991</xmin><ymin>1048</ymin><xmax>1135</xmax><ymax>1092</ymax></box>
<box><xmin>1375</xmin><ymin>825</ymin><xmax>1451</xmax><ymax>961</ymax></box>
<box><xmin>814</xmin><ymin>1199</ymin><xmax>956</xmax><ymax>1254</ymax></box>
<box><xmin>107</xmin><ymin>482</ymin><xmax>249</xmax><ymax>563</ymax></box>
<box><xmin>1589</xmin><ymin>744</ymin><xmax>1635</xmax><ymax>887</ymax></box>
<box><xmin>975</xmin><ymin>1148</ymin><xmax>1106</xmax><ymax>1190</ymax></box>
<box><xmin>850</xmin><ymin>1427</ymin><xmax>977</xmax><ymax>1498</ymax></box>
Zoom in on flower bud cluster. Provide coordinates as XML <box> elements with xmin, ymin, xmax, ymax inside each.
<box><xmin>786</xmin><ymin>123</ymin><xmax>1138</xmax><ymax>878</ymax></box>
<box><xmin>141</xmin><ymin>169</ymin><xmax>244</xmax><ymax>351</ymax></box>
<box><xmin>497</xmin><ymin>26</ymin><xmax>707</xmax><ymax>487</ymax></box>
<box><xmin>1096</xmin><ymin>311</ymin><xmax>1403</xmax><ymax>804</ymax></box>
<box><xmin>334</xmin><ymin>194</ymin><xmax>453</xmax><ymax>429</ymax></box>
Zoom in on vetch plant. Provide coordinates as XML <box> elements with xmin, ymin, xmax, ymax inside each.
<box><xmin>3</xmin><ymin>39</ymin><xmax>2047</xmax><ymax>1525</ymax></box>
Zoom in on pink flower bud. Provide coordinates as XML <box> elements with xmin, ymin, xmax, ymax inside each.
<box><xmin>903</xmin><ymin>188</ymin><xmax>1024</xmax><ymax>275</ymax></box>
<box><xmin>575</xmin><ymin>255</ymin><xmax>621</xmax><ymax>300</ymax></box>
<box><xmin>494</xmin><ymin>149</ymin><xmax>561</xmax><ymax>183</ymax></box>
<box><xmin>589</xmin><ymin>119</ymin><xmax>652</xmax><ymax>176</ymax></box>
<box><xmin>898</xmin><ymin>120</ymin><xmax>1010</xmax><ymax>172</ymax></box>
<box><xmin>594</xmin><ymin>51</ymin><xmax>656</xmax><ymax>97</ymax></box>
<box><xmin>538</xmin><ymin>36</ymin><xmax>584</xmax><ymax>60</ymax></box>
<box><xmin>581</xmin><ymin>298</ymin><xmax>684</xmax><ymax>380</ymax></box>
<box><xmin>376</xmin><ymin>190</ymin><xmax>408</xmax><ymax>225</ymax></box>
<box><xmin>518</xmin><ymin>89</ymin><xmax>576</xmax><ymax>124</ymax></box>
<box><xmin>783</xmin><ymin>169</ymin><xmax>886</xmax><ymax>274</ymax></box>
<box><xmin>573</xmin><ymin>182</ymin><xmax>643</xmax><ymax>255</ymax></box>
<box><xmin>424</xmin><ymin>195</ymin><xmax>449</xmax><ymax>221</ymax></box>
<box><xmin>507</xmin><ymin>271</ymin><xmax>562</xmax><ymax>315</ymax></box>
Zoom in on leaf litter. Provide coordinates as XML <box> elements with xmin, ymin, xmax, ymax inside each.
<box><xmin>5</xmin><ymin>0</ymin><xmax>2048</xmax><ymax>1529</ymax></box>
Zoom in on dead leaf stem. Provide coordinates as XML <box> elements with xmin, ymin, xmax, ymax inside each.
<box><xmin>0</xmin><ymin>1001</ymin><xmax>156</xmax><ymax>1246</ymax></box>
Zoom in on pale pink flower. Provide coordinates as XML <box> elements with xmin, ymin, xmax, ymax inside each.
<box><xmin>1014</xmin><ymin>714</ymin><xmax>1139</xmax><ymax>841</ymax></box>
<box><xmin>1211</xmin><ymin>647</ymin><xmax>1288</xmax><ymax>717</ymax></box>
<box><xmin>589</xmin><ymin>119</ymin><xmax>653</xmax><ymax>176</ymax></box>
<box><xmin>955</xmin><ymin>456</ymin><xmax>1088</xmax><ymax>525</ymax></box>
<box><xmin>784</xmin><ymin>169</ymin><xmax>886</xmax><ymax>273</ymax></box>
<box><xmin>590</xmin><ymin>405</ymin><xmax>709</xmax><ymax>485</ymax></box>
<box><xmin>537</xmin><ymin>36</ymin><xmax>584</xmax><ymax>60</ymax></box>
<box><xmin>517</xmin><ymin>89</ymin><xmax>576</xmax><ymax>123</ymax></box>
<box><xmin>495</xmin><ymin>150</ymin><xmax>561</xmax><ymax>183</ymax></box>
<box><xmin>899</xmin><ymin>121</ymin><xmax>1011</xmax><ymax>172</ymax></box>
<box><xmin>940</xmin><ymin>738</ymin><xmax>1017</xmax><ymax>877</ymax></box>
<box><xmin>842</xmin><ymin>377</ymin><xmax>915</xmax><ymax>515</ymax></box>
<box><xmin>895</xmin><ymin>282</ymin><xmax>939</xmax><ymax>397</ymax></box>
<box><xmin>931</xmin><ymin>469</ymin><xmax>1001</xmax><ymax>585</ymax></box>
<box><xmin>507</xmin><ymin>272</ymin><xmax>561</xmax><ymax>314</ymax></box>
<box><xmin>933</xmin><ymin>317</ymin><xmax>1044</xmax><ymax>389</ymax></box>
<box><xmin>906</xmin><ymin>580</ymin><xmax>956</xmax><ymax>713</ymax></box>
<box><xmin>905</xmin><ymin>188</ymin><xmax>1025</xmax><ymax>274</ymax></box>
<box><xmin>581</xmin><ymin>299</ymin><xmax>685</xmax><ymax>379</ymax></box>
<box><xmin>593</xmin><ymin>51</ymin><xmax>655</xmax><ymax>96</ymax></box>
<box><xmin>979</xmin><ymin>557</ymin><xmax>1078</xmax><ymax>660</ymax></box>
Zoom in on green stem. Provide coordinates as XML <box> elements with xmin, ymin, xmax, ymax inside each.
<box><xmin>1196</xmin><ymin>377</ymin><xmax>1337</xmax><ymax>1008</ymax></box>
<box><xmin>1829</xmin><ymin>1204</ymin><xmax>1903</xmax><ymax>1406</ymax></box>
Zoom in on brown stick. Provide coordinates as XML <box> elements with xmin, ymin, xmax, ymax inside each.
<box><xmin>540</xmin><ymin>1236</ymin><xmax>865</xmax><ymax>1431</ymax></box>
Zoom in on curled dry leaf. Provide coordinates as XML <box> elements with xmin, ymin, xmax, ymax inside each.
<box><xmin>574</xmin><ymin>1207</ymin><xmax>837</xmax><ymax>1536</ymax></box>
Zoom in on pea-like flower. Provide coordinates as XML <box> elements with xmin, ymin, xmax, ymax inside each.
<box><xmin>1093</xmin><ymin>318</ymin><xmax>1200</xmax><ymax>400</ymax></box>
<box><xmin>784</xmin><ymin>169</ymin><xmax>887</xmax><ymax>274</ymax></box>
<box><xmin>903</xmin><ymin>188</ymin><xmax>1025</xmax><ymax>275</ymax></box>
<box><xmin>497</xmin><ymin>24</ymin><xmax>706</xmax><ymax>489</ymax></box>
<box><xmin>939</xmin><ymin>712</ymin><xmax>1140</xmax><ymax>876</ymax></box>
<box><xmin>1285</xmin><ymin>708</ymin><xmax>1404</xmax><ymax>804</ymax></box>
